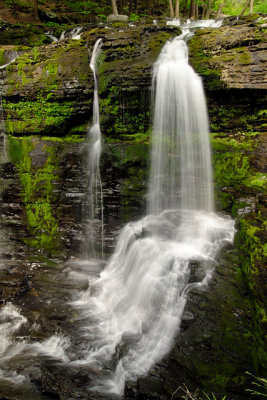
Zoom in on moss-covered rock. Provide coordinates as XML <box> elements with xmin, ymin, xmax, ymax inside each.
<box><xmin>207</xmin><ymin>94</ymin><xmax>267</xmax><ymax>384</ymax></box>
<box><xmin>186</xmin><ymin>18</ymin><xmax>267</xmax><ymax>387</ymax></box>
<box><xmin>1</xmin><ymin>23</ymin><xmax>180</xmax><ymax>136</ymax></box>
<box><xmin>97</xmin><ymin>24</ymin><xmax>181</xmax><ymax>137</ymax></box>
<box><xmin>0</xmin><ymin>21</ymin><xmax>50</xmax><ymax>46</ymax></box>
<box><xmin>1</xmin><ymin>34</ymin><xmax>95</xmax><ymax>135</ymax></box>
<box><xmin>189</xmin><ymin>21</ymin><xmax>267</xmax><ymax>90</ymax></box>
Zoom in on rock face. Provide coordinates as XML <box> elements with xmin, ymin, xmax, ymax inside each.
<box><xmin>1</xmin><ymin>22</ymin><xmax>180</xmax><ymax>136</ymax></box>
<box><xmin>107</xmin><ymin>14</ymin><xmax>129</xmax><ymax>21</ymax></box>
<box><xmin>188</xmin><ymin>15</ymin><xmax>267</xmax><ymax>387</ymax></box>
<box><xmin>0</xmin><ymin>14</ymin><xmax>266</xmax><ymax>400</ymax></box>
<box><xmin>98</xmin><ymin>23</ymin><xmax>181</xmax><ymax>137</ymax></box>
<box><xmin>189</xmin><ymin>15</ymin><xmax>267</xmax><ymax>90</ymax></box>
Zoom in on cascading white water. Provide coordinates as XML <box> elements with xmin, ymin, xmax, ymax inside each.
<box><xmin>0</xmin><ymin>21</ymin><xmax>235</xmax><ymax>399</ymax></box>
<box><xmin>0</xmin><ymin>303</ymin><xmax>70</xmax><ymax>399</ymax></box>
<box><xmin>148</xmin><ymin>39</ymin><xmax>213</xmax><ymax>216</ymax></box>
<box><xmin>0</xmin><ymin>78</ymin><xmax>4</xmax><ymax>134</ymax></box>
<box><xmin>45</xmin><ymin>26</ymin><xmax>83</xmax><ymax>43</ymax></box>
<box><xmin>70</xmin><ymin>31</ymin><xmax>235</xmax><ymax>396</ymax></box>
<box><xmin>85</xmin><ymin>38</ymin><xmax>104</xmax><ymax>259</ymax></box>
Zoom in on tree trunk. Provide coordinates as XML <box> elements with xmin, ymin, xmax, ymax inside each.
<box><xmin>195</xmin><ymin>1</ymin><xmax>198</xmax><ymax>19</ymax></box>
<box><xmin>205</xmin><ymin>0</ymin><xmax>212</xmax><ymax>18</ymax></box>
<box><xmin>239</xmin><ymin>0</ymin><xmax>250</xmax><ymax>16</ymax></box>
<box><xmin>33</xmin><ymin>0</ymin><xmax>39</xmax><ymax>20</ymax></box>
<box><xmin>249</xmin><ymin>0</ymin><xmax>254</xmax><ymax>13</ymax></box>
<box><xmin>111</xmin><ymin>0</ymin><xmax>118</xmax><ymax>14</ymax></box>
<box><xmin>216</xmin><ymin>1</ymin><xmax>225</xmax><ymax>18</ymax></box>
<box><xmin>169</xmin><ymin>0</ymin><xmax>174</xmax><ymax>17</ymax></box>
<box><xmin>202</xmin><ymin>4</ymin><xmax>207</xmax><ymax>19</ymax></box>
<box><xmin>189</xmin><ymin>0</ymin><xmax>195</xmax><ymax>18</ymax></box>
<box><xmin>181</xmin><ymin>0</ymin><xmax>188</xmax><ymax>15</ymax></box>
<box><xmin>145</xmin><ymin>0</ymin><xmax>151</xmax><ymax>14</ymax></box>
<box><xmin>175</xmin><ymin>0</ymin><xmax>179</xmax><ymax>17</ymax></box>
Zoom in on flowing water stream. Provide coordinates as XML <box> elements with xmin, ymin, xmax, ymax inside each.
<box><xmin>68</xmin><ymin>28</ymin><xmax>234</xmax><ymax>396</ymax></box>
<box><xmin>83</xmin><ymin>38</ymin><xmax>104</xmax><ymax>259</ymax></box>
<box><xmin>0</xmin><ymin>20</ymin><xmax>235</xmax><ymax>399</ymax></box>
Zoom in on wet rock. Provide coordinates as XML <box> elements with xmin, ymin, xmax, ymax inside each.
<box><xmin>107</xmin><ymin>14</ymin><xmax>129</xmax><ymax>22</ymax></box>
<box><xmin>1</xmin><ymin>23</ymin><xmax>180</xmax><ymax>136</ymax></box>
<box><xmin>189</xmin><ymin>18</ymin><xmax>267</xmax><ymax>90</ymax></box>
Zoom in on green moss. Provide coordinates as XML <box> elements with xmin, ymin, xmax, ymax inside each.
<box><xmin>68</xmin><ymin>123</ymin><xmax>88</xmax><ymax>135</ymax></box>
<box><xmin>0</xmin><ymin>23</ymin><xmax>48</xmax><ymax>46</ymax></box>
<box><xmin>97</xmin><ymin>27</ymin><xmax>179</xmax><ymax>139</ymax></box>
<box><xmin>7</xmin><ymin>137</ymin><xmax>62</xmax><ymax>255</ymax></box>
<box><xmin>235</xmin><ymin>216</ymin><xmax>266</xmax><ymax>285</ymax></box>
<box><xmin>238</xmin><ymin>50</ymin><xmax>253</xmax><ymax>65</ymax></box>
<box><xmin>213</xmin><ymin>150</ymin><xmax>251</xmax><ymax>189</ymax></box>
<box><xmin>41</xmin><ymin>134</ymin><xmax>85</xmax><ymax>142</ymax></box>
<box><xmin>120</xmin><ymin>131</ymin><xmax>150</xmax><ymax>144</ymax></box>
<box><xmin>3</xmin><ymin>98</ymin><xmax>74</xmax><ymax>135</ymax></box>
<box><xmin>209</xmin><ymin>105</ymin><xmax>263</xmax><ymax>135</ymax></box>
<box><xmin>189</xmin><ymin>32</ymin><xmax>224</xmax><ymax>91</ymax></box>
<box><xmin>234</xmin><ymin>214</ymin><xmax>267</xmax><ymax>374</ymax></box>
<box><xmin>0</xmin><ymin>49</ymin><xmax>6</xmax><ymax>65</ymax></box>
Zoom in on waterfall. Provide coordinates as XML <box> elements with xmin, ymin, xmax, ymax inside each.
<box><xmin>0</xmin><ymin>78</ymin><xmax>4</xmax><ymax>134</ymax></box>
<box><xmin>45</xmin><ymin>26</ymin><xmax>83</xmax><ymax>43</ymax></box>
<box><xmin>70</xmin><ymin>32</ymin><xmax>235</xmax><ymax>396</ymax></box>
<box><xmin>84</xmin><ymin>38</ymin><xmax>104</xmax><ymax>259</ymax></box>
<box><xmin>148</xmin><ymin>39</ymin><xmax>213</xmax><ymax>216</ymax></box>
<box><xmin>0</xmin><ymin>23</ymin><xmax>235</xmax><ymax>399</ymax></box>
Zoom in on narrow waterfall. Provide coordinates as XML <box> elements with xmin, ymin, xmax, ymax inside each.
<box><xmin>85</xmin><ymin>38</ymin><xmax>104</xmax><ymax>259</ymax></box>
<box><xmin>70</xmin><ymin>33</ymin><xmax>235</xmax><ymax>396</ymax></box>
<box><xmin>0</xmin><ymin>78</ymin><xmax>4</xmax><ymax>134</ymax></box>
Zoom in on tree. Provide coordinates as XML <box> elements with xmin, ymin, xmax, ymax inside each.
<box><xmin>175</xmin><ymin>0</ymin><xmax>180</xmax><ymax>17</ymax></box>
<box><xmin>205</xmin><ymin>0</ymin><xmax>212</xmax><ymax>18</ymax></box>
<box><xmin>239</xmin><ymin>0</ymin><xmax>254</xmax><ymax>16</ymax></box>
<box><xmin>33</xmin><ymin>0</ymin><xmax>39</xmax><ymax>20</ymax></box>
<box><xmin>189</xmin><ymin>0</ymin><xmax>195</xmax><ymax>18</ymax></box>
<box><xmin>111</xmin><ymin>0</ymin><xmax>118</xmax><ymax>14</ymax></box>
<box><xmin>216</xmin><ymin>0</ymin><xmax>225</xmax><ymax>18</ymax></box>
<box><xmin>169</xmin><ymin>0</ymin><xmax>174</xmax><ymax>17</ymax></box>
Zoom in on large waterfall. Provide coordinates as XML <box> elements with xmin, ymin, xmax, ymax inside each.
<box><xmin>148</xmin><ymin>39</ymin><xmax>213</xmax><ymax>215</ymax></box>
<box><xmin>0</xmin><ymin>23</ymin><xmax>235</xmax><ymax>399</ymax></box>
<box><xmin>70</xmin><ymin>33</ymin><xmax>235</xmax><ymax>396</ymax></box>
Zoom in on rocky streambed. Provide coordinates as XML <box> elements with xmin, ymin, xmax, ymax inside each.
<box><xmin>0</xmin><ymin>132</ymin><xmax>262</xmax><ymax>400</ymax></box>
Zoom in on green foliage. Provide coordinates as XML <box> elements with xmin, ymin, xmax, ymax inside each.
<box><xmin>213</xmin><ymin>0</ymin><xmax>267</xmax><ymax>15</ymax></box>
<box><xmin>8</xmin><ymin>137</ymin><xmax>62</xmax><ymax>255</ymax></box>
<box><xmin>212</xmin><ymin>130</ymin><xmax>266</xmax><ymax>193</ymax></box>
<box><xmin>0</xmin><ymin>49</ymin><xmax>6</xmax><ymax>65</ymax></box>
<box><xmin>246</xmin><ymin>373</ymin><xmax>267</xmax><ymax>397</ymax></box>
<box><xmin>233</xmin><ymin>210</ymin><xmax>267</xmax><ymax>371</ymax></box>
<box><xmin>65</xmin><ymin>0</ymin><xmax>110</xmax><ymax>17</ymax></box>
<box><xmin>202</xmin><ymin>392</ymin><xmax>226</xmax><ymax>400</ymax></box>
<box><xmin>129</xmin><ymin>13</ymin><xmax>140</xmax><ymax>21</ymax></box>
<box><xmin>3</xmin><ymin>97</ymin><xmax>73</xmax><ymax>135</ymax></box>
